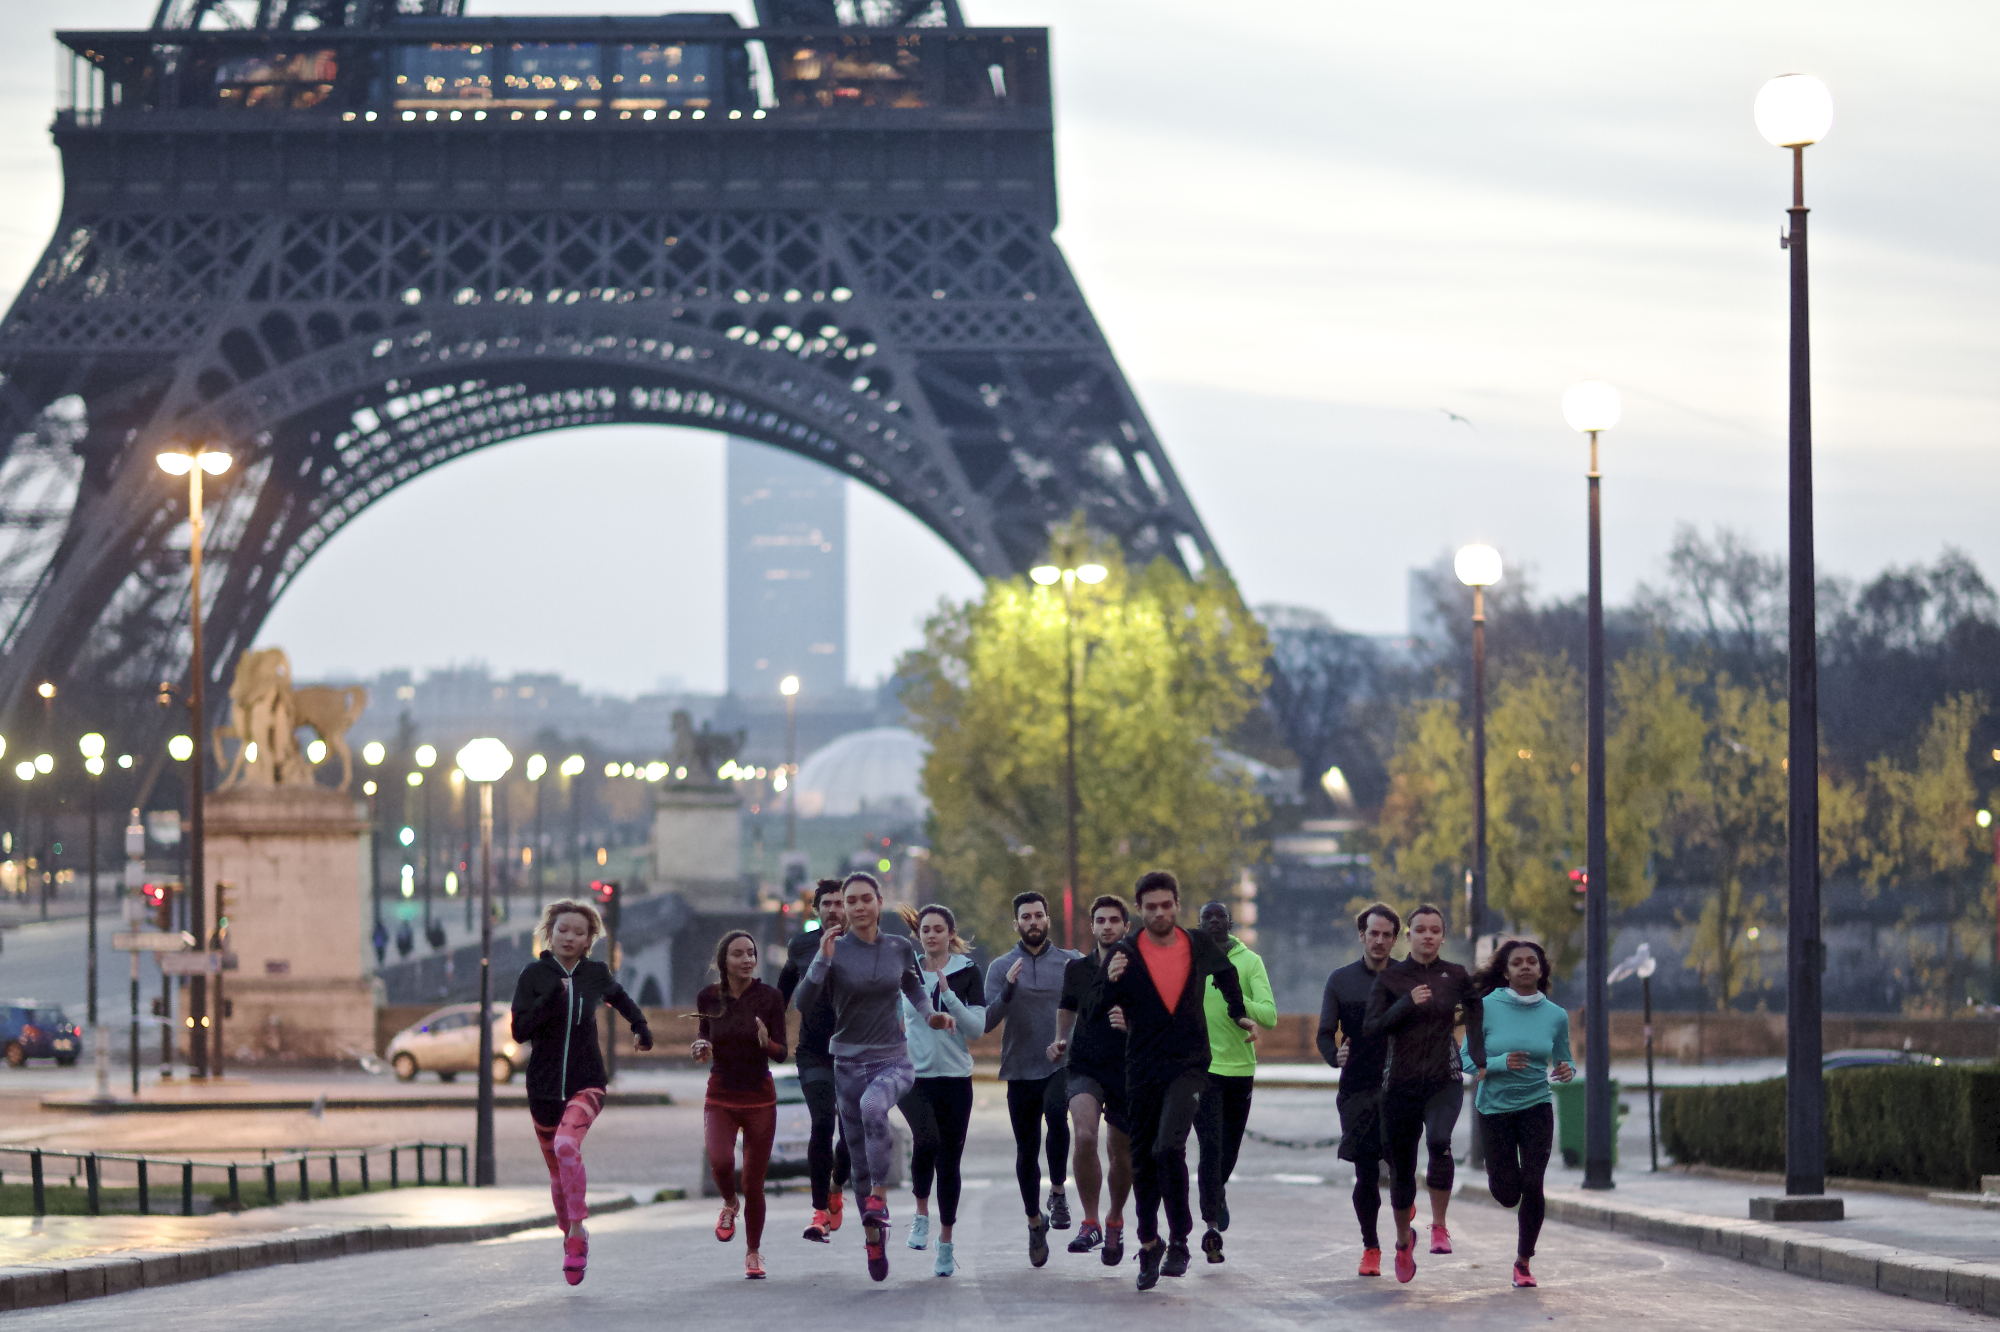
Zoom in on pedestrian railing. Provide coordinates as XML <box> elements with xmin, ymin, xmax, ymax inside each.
<box><xmin>0</xmin><ymin>1140</ymin><xmax>469</xmax><ymax>1218</ymax></box>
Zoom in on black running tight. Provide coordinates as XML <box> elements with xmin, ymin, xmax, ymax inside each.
<box><xmin>1481</xmin><ymin>1101</ymin><xmax>1554</xmax><ymax>1259</ymax></box>
<box><xmin>900</xmin><ymin>1076</ymin><xmax>975</xmax><ymax>1227</ymax></box>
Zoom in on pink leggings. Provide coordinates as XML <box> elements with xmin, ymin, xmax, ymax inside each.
<box><xmin>533</xmin><ymin>1088</ymin><xmax>606</xmax><ymax>1228</ymax></box>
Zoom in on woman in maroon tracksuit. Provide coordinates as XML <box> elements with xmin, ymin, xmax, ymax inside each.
<box><xmin>693</xmin><ymin>929</ymin><xmax>789</xmax><ymax>1279</ymax></box>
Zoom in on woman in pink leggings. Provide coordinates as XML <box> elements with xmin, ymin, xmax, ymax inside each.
<box><xmin>693</xmin><ymin>929</ymin><xmax>789</xmax><ymax>1279</ymax></box>
<box><xmin>511</xmin><ymin>899</ymin><xmax>653</xmax><ymax>1285</ymax></box>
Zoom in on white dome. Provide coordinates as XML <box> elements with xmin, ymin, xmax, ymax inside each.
<box><xmin>792</xmin><ymin>727</ymin><xmax>929</xmax><ymax>819</ymax></box>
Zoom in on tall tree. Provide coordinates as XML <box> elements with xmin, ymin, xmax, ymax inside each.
<box><xmin>899</xmin><ymin>528</ymin><xmax>1269</xmax><ymax>946</ymax></box>
<box><xmin>1259</xmin><ymin>605</ymin><xmax>1390</xmax><ymax>809</ymax></box>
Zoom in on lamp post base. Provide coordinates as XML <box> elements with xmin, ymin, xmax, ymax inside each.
<box><xmin>1749</xmin><ymin>1196</ymin><xmax>1845</xmax><ymax>1222</ymax></box>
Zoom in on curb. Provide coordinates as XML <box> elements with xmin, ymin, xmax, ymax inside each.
<box><xmin>1461</xmin><ymin>1184</ymin><xmax>2000</xmax><ymax>1316</ymax></box>
<box><xmin>41</xmin><ymin>1093</ymin><xmax>674</xmax><ymax>1115</ymax></box>
<box><xmin>0</xmin><ymin>1193</ymin><xmax>638</xmax><ymax>1311</ymax></box>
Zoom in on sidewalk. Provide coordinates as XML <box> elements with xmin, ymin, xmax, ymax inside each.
<box><xmin>0</xmin><ymin>1184</ymin><xmax>639</xmax><ymax>1311</ymax></box>
<box><xmin>1462</xmin><ymin>1165</ymin><xmax>2000</xmax><ymax>1316</ymax></box>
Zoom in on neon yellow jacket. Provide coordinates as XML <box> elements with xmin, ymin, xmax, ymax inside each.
<box><xmin>1204</xmin><ymin>937</ymin><xmax>1277</xmax><ymax>1076</ymax></box>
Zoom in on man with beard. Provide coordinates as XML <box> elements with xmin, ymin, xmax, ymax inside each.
<box><xmin>778</xmin><ymin>878</ymin><xmax>852</xmax><ymax>1242</ymax></box>
<box><xmin>984</xmin><ymin>891</ymin><xmax>1082</xmax><ymax>1266</ymax></box>
<box><xmin>1317</xmin><ymin>902</ymin><xmax>1401</xmax><ymax>1276</ymax></box>
<box><xmin>1049</xmin><ymin>894</ymin><xmax>1136</xmax><ymax>1264</ymax></box>
<box><xmin>1103</xmin><ymin>871</ymin><xmax>1254</xmax><ymax>1291</ymax></box>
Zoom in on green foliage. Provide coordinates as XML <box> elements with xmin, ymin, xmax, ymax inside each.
<box><xmin>1660</xmin><ymin>1066</ymin><xmax>2000</xmax><ymax>1190</ymax></box>
<box><xmin>899</xmin><ymin>524</ymin><xmax>1270</xmax><ymax>947</ymax></box>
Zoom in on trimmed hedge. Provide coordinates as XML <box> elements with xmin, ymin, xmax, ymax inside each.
<box><xmin>1659</xmin><ymin>1065</ymin><xmax>2000</xmax><ymax>1190</ymax></box>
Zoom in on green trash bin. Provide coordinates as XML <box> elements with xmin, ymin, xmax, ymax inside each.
<box><xmin>1552</xmin><ymin>1077</ymin><xmax>1626</xmax><ymax>1168</ymax></box>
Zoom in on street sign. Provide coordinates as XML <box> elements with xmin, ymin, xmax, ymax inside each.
<box><xmin>157</xmin><ymin>950</ymin><xmax>238</xmax><ymax>975</ymax></box>
<box><xmin>112</xmin><ymin>931</ymin><xmax>195</xmax><ymax>952</ymax></box>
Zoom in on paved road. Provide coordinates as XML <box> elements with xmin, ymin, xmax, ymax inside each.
<box><xmin>1</xmin><ymin>1169</ymin><xmax>1981</xmax><ymax>1330</ymax></box>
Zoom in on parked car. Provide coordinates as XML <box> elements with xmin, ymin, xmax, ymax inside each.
<box><xmin>1823</xmin><ymin>1047</ymin><xmax>1945</xmax><ymax>1071</ymax></box>
<box><xmin>1</xmin><ymin>1001</ymin><xmax>81</xmax><ymax>1067</ymax></box>
<box><xmin>386</xmin><ymin>1004</ymin><xmax>522</xmax><ymax>1083</ymax></box>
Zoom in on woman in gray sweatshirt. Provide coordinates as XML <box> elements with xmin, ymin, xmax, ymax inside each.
<box><xmin>793</xmin><ymin>871</ymin><xmax>949</xmax><ymax>1281</ymax></box>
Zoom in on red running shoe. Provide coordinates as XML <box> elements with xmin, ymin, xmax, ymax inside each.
<box><xmin>1394</xmin><ymin>1240</ymin><xmax>1416</xmax><ymax>1284</ymax></box>
<box><xmin>802</xmin><ymin>1209</ymin><xmax>832</xmax><ymax>1243</ymax></box>
<box><xmin>563</xmin><ymin>1230</ymin><xmax>588</xmax><ymax>1286</ymax></box>
<box><xmin>862</xmin><ymin>1195</ymin><xmax>890</xmax><ymax>1282</ymax></box>
<box><xmin>1358</xmin><ymin>1247</ymin><xmax>1382</xmax><ymax>1277</ymax></box>
<box><xmin>1429</xmin><ymin>1224</ymin><xmax>1452</xmax><ymax>1254</ymax></box>
<box><xmin>716</xmin><ymin>1204</ymin><xmax>738</xmax><ymax>1243</ymax></box>
<box><xmin>828</xmin><ymin>1189</ymin><xmax>846</xmax><ymax>1233</ymax></box>
<box><xmin>1513</xmin><ymin>1260</ymin><xmax>1537</xmax><ymax>1288</ymax></box>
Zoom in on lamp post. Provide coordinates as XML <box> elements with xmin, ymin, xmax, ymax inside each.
<box><xmin>35</xmin><ymin>683</ymin><xmax>53</xmax><ymax>919</ymax></box>
<box><xmin>414</xmin><ymin>744</ymin><xmax>437</xmax><ymax>932</ymax></box>
<box><xmin>1562</xmin><ymin>378</ymin><xmax>1621</xmax><ymax>1191</ymax></box>
<box><xmin>780</xmin><ymin>676</ymin><xmax>800</xmax><ymax>852</ymax></box>
<box><xmin>1756</xmin><ymin>71</ymin><xmax>1837</xmax><ymax>1207</ymax></box>
<box><xmin>1454</xmin><ymin>545</ymin><xmax>1502</xmax><ymax>951</ymax></box>
<box><xmin>79</xmin><ymin>732</ymin><xmax>108</xmax><ymax>1100</ymax></box>
<box><xmin>363</xmin><ymin>740</ymin><xmax>386</xmax><ymax>954</ymax></box>
<box><xmin>526</xmin><ymin>754</ymin><xmax>547</xmax><ymax>914</ymax></box>
<box><xmin>1029</xmin><ymin>560</ymin><xmax>1108</xmax><ymax>950</ymax></box>
<box><xmin>561</xmin><ymin>754</ymin><xmax>585</xmax><ymax>894</ymax></box>
<box><xmin>457</xmin><ymin>737</ymin><xmax>513</xmax><ymax>1188</ymax></box>
<box><xmin>156</xmin><ymin>445</ymin><xmax>230</xmax><ymax>1078</ymax></box>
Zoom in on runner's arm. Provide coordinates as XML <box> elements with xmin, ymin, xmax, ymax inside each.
<box><xmin>510</xmin><ymin>967</ymin><xmax>565</xmax><ymax>1044</ymax></box>
<box><xmin>792</xmin><ymin>948</ymin><xmax>832</xmax><ymax>1014</ymax></box>
<box><xmin>1241</xmin><ymin>954</ymin><xmax>1278</xmax><ymax>1030</ymax></box>
<box><xmin>606</xmin><ymin>979</ymin><xmax>652</xmax><ymax>1050</ymax></box>
<box><xmin>1362</xmin><ymin>975</ymin><xmax>1415</xmax><ymax>1039</ymax></box>
<box><xmin>982</xmin><ymin>956</ymin><xmax>1013</xmax><ymax>1026</ymax></box>
<box><xmin>942</xmin><ymin>969</ymin><xmax>987</xmax><ymax>1041</ymax></box>
<box><xmin>1209</xmin><ymin>949</ymin><xmax>1250</xmax><ymax>1025</ymax></box>
<box><xmin>1315</xmin><ymin>974</ymin><xmax>1343</xmax><ymax>1068</ymax></box>
<box><xmin>1461</xmin><ymin>985</ymin><xmax>1487</xmax><ymax>1069</ymax></box>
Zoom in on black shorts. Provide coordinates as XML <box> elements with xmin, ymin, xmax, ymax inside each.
<box><xmin>1336</xmin><ymin>1089</ymin><xmax>1382</xmax><ymax>1165</ymax></box>
<box><xmin>1066</xmin><ymin>1067</ymin><xmax>1130</xmax><ymax>1136</ymax></box>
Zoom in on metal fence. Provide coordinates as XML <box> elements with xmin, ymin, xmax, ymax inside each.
<box><xmin>0</xmin><ymin>1140</ymin><xmax>468</xmax><ymax>1218</ymax></box>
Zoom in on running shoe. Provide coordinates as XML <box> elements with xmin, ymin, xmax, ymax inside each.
<box><xmin>1161</xmin><ymin>1241</ymin><xmax>1190</xmax><ymax>1277</ymax></box>
<box><xmin>863</xmin><ymin>1195</ymin><xmax>890</xmax><ymax>1282</ymax></box>
<box><xmin>908</xmin><ymin>1214</ymin><xmax>930</xmax><ymax>1251</ymax></box>
<box><xmin>1047</xmin><ymin>1188</ymin><xmax>1071</xmax><ymax>1230</ymax></box>
<box><xmin>1219</xmin><ymin>1200</ymin><xmax>1231</xmax><ymax>1233</ymax></box>
<box><xmin>1430</xmin><ymin>1224</ymin><xmax>1452</xmax><ymax>1254</ymax></box>
<box><xmin>1067</xmin><ymin>1221</ymin><xmax>1103</xmax><ymax>1254</ymax></box>
<box><xmin>1136</xmin><ymin>1241</ymin><xmax>1163</xmax><ymax>1291</ymax></box>
<box><xmin>1028</xmin><ymin>1213</ymin><xmax>1050</xmax><ymax>1267</ymax></box>
<box><xmin>1358</xmin><ymin>1247</ymin><xmax>1382</xmax><ymax>1277</ymax></box>
<box><xmin>562</xmin><ymin>1229</ymin><xmax>588</xmax><ymax>1286</ymax></box>
<box><xmin>1394</xmin><ymin>1240</ymin><xmax>1416</xmax><ymax>1284</ymax></box>
<box><xmin>1201</xmin><ymin>1230</ymin><xmax>1224</xmax><ymax>1265</ymax></box>
<box><xmin>745</xmin><ymin>1253</ymin><xmax>766</xmax><ymax>1280</ymax></box>
<box><xmin>935</xmin><ymin>1240</ymin><xmax>956</xmax><ymax>1278</ymax></box>
<box><xmin>1101</xmin><ymin>1224</ymin><xmax>1125</xmax><ymax>1267</ymax></box>
<box><xmin>802</xmin><ymin>1209</ymin><xmax>832</xmax><ymax>1243</ymax></box>
<box><xmin>1512</xmin><ymin>1259</ymin><xmax>1537</xmax><ymax>1289</ymax></box>
<box><xmin>716</xmin><ymin>1204</ymin><xmax>737</xmax><ymax>1243</ymax></box>
<box><xmin>827</xmin><ymin>1189</ymin><xmax>845</xmax><ymax>1233</ymax></box>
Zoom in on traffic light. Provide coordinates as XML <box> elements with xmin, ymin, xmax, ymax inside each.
<box><xmin>1569</xmin><ymin>868</ymin><xmax>1588</xmax><ymax>913</ymax></box>
<box><xmin>143</xmin><ymin>881</ymin><xmax>175</xmax><ymax>931</ymax></box>
<box><xmin>212</xmin><ymin>882</ymin><xmax>233</xmax><ymax>947</ymax></box>
<box><xmin>591</xmin><ymin>880</ymin><xmax>621</xmax><ymax>934</ymax></box>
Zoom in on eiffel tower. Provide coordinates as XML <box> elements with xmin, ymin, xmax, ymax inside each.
<box><xmin>0</xmin><ymin>0</ymin><xmax>1219</xmax><ymax>735</ymax></box>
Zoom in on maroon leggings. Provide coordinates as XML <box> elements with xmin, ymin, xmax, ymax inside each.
<box><xmin>705</xmin><ymin>1101</ymin><xmax>778</xmax><ymax>1249</ymax></box>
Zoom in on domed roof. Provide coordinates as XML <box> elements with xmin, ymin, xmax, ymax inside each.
<box><xmin>792</xmin><ymin>727</ymin><xmax>929</xmax><ymax>819</ymax></box>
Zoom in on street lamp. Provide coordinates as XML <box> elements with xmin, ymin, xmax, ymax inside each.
<box><xmin>456</xmin><ymin>736</ymin><xmax>513</xmax><ymax>1188</ymax></box>
<box><xmin>157</xmin><ymin>444</ymin><xmax>229</xmax><ymax>1077</ymax></box>
<box><xmin>560</xmin><ymin>754</ymin><xmax>585</xmax><ymax>893</ymax></box>
<box><xmin>79</xmin><ymin>732</ymin><xmax>110</xmax><ymax>1100</ymax></box>
<box><xmin>362</xmin><ymin>740</ymin><xmax>386</xmax><ymax>950</ymax></box>
<box><xmin>1453</xmin><ymin>544</ymin><xmax>1502</xmax><ymax>949</ymax></box>
<box><xmin>1756</xmin><ymin>71</ymin><xmax>1837</xmax><ymax>1212</ymax></box>
<box><xmin>780</xmin><ymin>676</ymin><xmax>800</xmax><ymax>853</ymax></box>
<box><xmin>525</xmin><ymin>754</ymin><xmax>547</xmax><ymax>914</ymax></box>
<box><xmin>1029</xmin><ymin>560</ymin><xmax>1108</xmax><ymax>950</ymax></box>
<box><xmin>415</xmin><ymin>744</ymin><xmax>438</xmax><ymax>931</ymax></box>
<box><xmin>1562</xmin><ymin>378</ymin><xmax>1620</xmax><ymax>1192</ymax></box>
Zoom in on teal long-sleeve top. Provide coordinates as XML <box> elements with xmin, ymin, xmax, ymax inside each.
<box><xmin>1461</xmin><ymin>987</ymin><xmax>1572</xmax><ymax>1115</ymax></box>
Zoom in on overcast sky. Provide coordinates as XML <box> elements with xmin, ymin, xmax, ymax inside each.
<box><xmin>2</xmin><ymin>2</ymin><xmax>1993</xmax><ymax>695</ymax></box>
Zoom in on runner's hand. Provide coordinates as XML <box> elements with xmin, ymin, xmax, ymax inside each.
<box><xmin>1105</xmin><ymin>952</ymin><xmax>1128</xmax><ymax>983</ymax></box>
<box><xmin>1047</xmin><ymin>1038</ymin><xmax>1067</xmax><ymax>1063</ymax></box>
<box><xmin>690</xmin><ymin>1038</ymin><xmax>712</xmax><ymax>1062</ymax></box>
<box><xmin>1007</xmin><ymin>958</ymin><xmax>1024</xmax><ymax>984</ymax></box>
<box><xmin>926</xmin><ymin>1012</ymin><xmax>956</xmax><ymax>1031</ymax></box>
<box><xmin>634</xmin><ymin>1028</ymin><xmax>653</xmax><ymax>1052</ymax></box>
<box><xmin>1108</xmin><ymin>1005</ymin><xmax>1127</xmax><ymax>1032</ymax></box>
<box><xmin>1507</xmin><ymin>1050</ymin><xmax>1529</xmax><ymax>1072</ymax></box>
<box><xmin>754</xmin><ymin>1016</ymin><xmax>770</xmax><ymax>1049</ymax></box>
<box><xmin>819</xmin><ymin>924</ymin><xmax>843</xmax><ymax>958</ymax></box>
<box><xmin>1335</xmin><ymin>1038</ymin><xmax>1350</xmax><ymax>1068</ymax></box>
<box><xmin>1238</xmin><ymin>1017</ymin><xmax>1258</xmax><ymax>1046</ymax></box>
<box><xmin>1553</xmin><ymin>1061</ymin><xmax>1576</xmax><ymax>1082</ymax></box>
<box><xmin>1410</xmin><ymin>984</ymin><xmax>1433</xmax><ymax>1006</ymax></box>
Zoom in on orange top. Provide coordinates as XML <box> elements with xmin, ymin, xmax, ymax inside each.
<box><xmin>1137</xmin><ymin>927</ymin><xmax>1192</xmax><ymax>1014</ymax></box>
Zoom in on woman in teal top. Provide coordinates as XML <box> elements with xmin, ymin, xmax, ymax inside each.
<box><xmin>1461</xmin><ymin>939</ymin><xmax>1573</xmax><ymax>1289</ymax></box>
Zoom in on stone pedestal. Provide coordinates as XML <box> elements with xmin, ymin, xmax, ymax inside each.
<box><xmin>653</xmin><ymin>786</ymin><xmax>749</xmax><ymax>912</ymax></box>
<box><xmin>204</xmin><ymin>785</ymin><xmax>376</xmax><ymax>1063</ymax></box>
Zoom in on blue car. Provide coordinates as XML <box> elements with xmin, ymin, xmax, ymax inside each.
<box><xmin>1</xmin><ymin>1001</ymin><xmax>81</xmax><ymax>1067</ymax></box>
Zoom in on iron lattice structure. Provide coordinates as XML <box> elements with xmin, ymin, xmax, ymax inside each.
<box><xmin>0</xmin><ymin>7</ymin><xmax>1218</xmax><ymax>735</ymax></box>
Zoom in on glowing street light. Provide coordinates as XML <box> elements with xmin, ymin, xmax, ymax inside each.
<box><xmin>362</xmin><ymin>741</ymin><xmax>387</xmax><ymax>766</ymax></box>
<box><xmin>525</xmin><ymin>754</ymin><xmax>548</xmax><ymax>912</ymax></box>
<box><xmin>167</xmin><ymin>735</ymin><xmax>194</xmax><ymax>761</ymax></box>
<box><xmin>78</xmin><ymin>732</ymin><xmax>110</xmax><ymax>1098</ymax></box>
<box><xmin>780</xmin><ymin>675</ymin><xmax>801</xmax><ymax>852</ymax></box>
<box><xmin>455</xmin><ymin>737</ymin><xmax>514</xmax><ymax>1189</ymax></box>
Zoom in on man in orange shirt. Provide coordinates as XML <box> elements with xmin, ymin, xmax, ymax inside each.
<box><xmin>1103</xmin><ymin>870</ymin><xmax>1255</xmax><ymax>1291</ymax></box>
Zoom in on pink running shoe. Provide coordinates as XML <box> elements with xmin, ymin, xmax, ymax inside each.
<box><xmin>1513</xmin><ymin>1259</ymin><xmax>1537</xmax><ymax>1288</ymax></box>
<box><xmin>1394</xmin><ymin>1240</ymin><xmax>1416</xmax><ymax>1284</ymax></box>
<box><xmin>1429</xmin><ymin>1224</ymin><xmax>1452</xmax><ymax>1254</ymax></box>
<box><xmin>563</xmin><ymin>1230</ymin><xmax>589</xmax><ymax>1286</ymax></box>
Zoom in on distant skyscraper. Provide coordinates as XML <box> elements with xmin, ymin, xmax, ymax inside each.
<box><xmin>728</xmin><ymin>438</ymin><xmax>846</xmax><ymax>699</ymax></box>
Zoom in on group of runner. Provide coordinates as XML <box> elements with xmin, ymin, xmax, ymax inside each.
<box><xmin>506</xmin><ymin>878</ymin><xmax>1569</xmax><ymax>1294</ymax></box>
